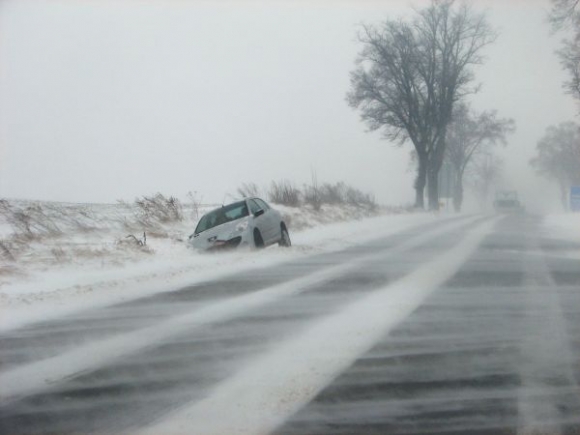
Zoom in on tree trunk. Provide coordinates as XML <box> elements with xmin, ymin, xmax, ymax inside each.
<box><xmin>427</xmin><ymin>133</ymin><xmax>447</xmax><ymax>211</ymax></box>
<box><xmin>427</xmin><ymin>168</ymin><xmax>439</xmax><ymax>211</ymax></box>
<box><xmin>414</xmin><ymin>154</ymin><xmax>427</xmax><ymax>209</ymax></box>
<box><xmin>453</xmin><ymin>178</ymin><xmax>463</xmax><ymax>213</ymax></box>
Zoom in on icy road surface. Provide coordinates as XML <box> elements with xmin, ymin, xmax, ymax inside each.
<box><xmin>1</xmin><ymin>214</ymin><xmax>580</xmax><ymax>435</ymax></box>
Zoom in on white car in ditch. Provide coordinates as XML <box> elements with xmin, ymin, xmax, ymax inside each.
<box><xmin>189</xmin><ymin>198</ymin><xmax>291</xmax><ymax>251</ymax></box>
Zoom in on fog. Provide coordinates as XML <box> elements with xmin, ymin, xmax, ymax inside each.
<box><xmin>0</xmin><ymin>0</ymin><xmax>576</xmax><ymax>212</ymax></box>
<box><xmin>2</xmin><ymin>3</ymin><xmax>580</xmax><ymax>431</ymax></box>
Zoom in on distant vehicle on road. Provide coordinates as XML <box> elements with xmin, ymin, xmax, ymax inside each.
<box><xmin>493</xmin><ymin>191</ymin><xmax>524</xmax><ymax>214</ymax></box>
<box><xmin>189</xmin><ymin>198</ymin><xmax>291</xmax><ymax>251</ymax></box>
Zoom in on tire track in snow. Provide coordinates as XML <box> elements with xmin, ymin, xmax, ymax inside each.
<box><xmin>138</xmin><ymin>217</ymin><xmax>499</xmax><ymax>435</ymax></box>
<box><xmin>0</xmin><ymin>216</ymin><xmax>481</xmax><ymax>404</ymax></box>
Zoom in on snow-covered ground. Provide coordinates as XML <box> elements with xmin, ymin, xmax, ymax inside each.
<box><xmin>4</xmin><ymin>200</ymin><xmax>575</xmax><ymax>335</ymax></box>
<box><xmin>3</xmin><ymin>208</ymin><xmax>579</xmax><ymax>434</ymax></box>
<box><xmin>543</xmin><ymin>213</ymin><xmax>580</xmax><ymax>242</ymax></box>
<box><xmin>542</xmin><ymin>213</ymin><xmax>580</xmax><ymax>259</ymax></box>
<box><xmin>0</xmin><ymin>199</ymin><xmax>436</xmax><ymax>332</ymax></box>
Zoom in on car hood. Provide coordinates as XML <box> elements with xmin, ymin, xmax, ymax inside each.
<box><xmin>190</xmin><ymin>218</ymin><xmax>248</xmax><ymax>249</ymax></box>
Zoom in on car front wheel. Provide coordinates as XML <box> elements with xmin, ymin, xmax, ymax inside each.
<box><xmin>279</xmin><ymin>227</ymin><xmax>291</xmax><ymax>247</ymax></box>
<box><xmin>253</xmin><ymin>229</ymin><xmax>265</xmax><ymax>248</ymax></box>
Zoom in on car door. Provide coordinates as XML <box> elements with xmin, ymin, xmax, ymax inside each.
<box><xmin>247</xmin><ymin>199</ymin><xmax>270</xmax><ymax>243</ymax></box>
<box><xmin>254</xmin><ymin>198</ymin><xmax>278</xmax><ymax>243</ymax></box>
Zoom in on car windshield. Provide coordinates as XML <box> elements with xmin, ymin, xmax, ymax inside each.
<box><xmin>194</xmin><ymin>201</ymin><xmax>249</xmax><ymax>235</ymax></box>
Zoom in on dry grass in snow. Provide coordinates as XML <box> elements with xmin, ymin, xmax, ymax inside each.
<box><xmin>0</xmin><ymin>195</ymin><xmax>404</xmax><ymax>316</ymax></box>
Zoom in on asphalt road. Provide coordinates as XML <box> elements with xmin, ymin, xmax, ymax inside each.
<box><xmin>1</xmin><ymin>214</ymin><xmax>580</xmax><ymax>435</ymax></box>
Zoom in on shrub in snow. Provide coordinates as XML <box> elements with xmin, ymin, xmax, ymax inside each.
<box><xmin>303</xmin><ymin>186</ymin><xmax>322</xmax><ymax>210</ymax></box>
<box><xmin>345</xmin><ymin>186</ymin><xmax>378</xmax><ymax>211</ymax></box>
<box><xmin>51</xmin><ymin>247</ymin><xmax>67</xmax><ymax>263</ymax></box>
<box><xmin>319</xmin><ymin>182</ymin><xmax>348</xmax><ymax>205</ymax></box>
<box><xmin>115</xmin><ymin>234</ymin><xmax>154</xmax><ymax>254</ymax></box>
<box><xmin>269</xmin><ymin>180</ymin><xmax>301</xmax><ymax>207</ymax></box>
<box><xmin>119</xmin><ymin>193</ymin><xmax>183</xmax><ymax>233</ymax></box>
<box><xmin>186</xmin><ymin>191</ymin><xmax>204</xmax><ymax>220</ymax></box>
<box><xmin>236</xmin><ymin>182</ymin><xmax>261</xmax><ymax>199</ymax></box>
<box><xmin>135</xmin><ymin>194</ymin><xmax>183</xmax><ymax>223</ymax></box>
<box><xmin>0</xmin><ymin>200</ymin><xmax>63</xmax><ymax>239</ymax></box>
<box><xmin>47</xmin><ymin>205</ymin><xmax>99</xmax><ymax>233</ymax></box>
<box><xmin>264</xmin><ymin>179</ymin><xmax>378</xmax><ymax>212</ymax></box>
<box><xmin>0</xmin><ymin>240</ymin><xmax>15</xmax><ymax>262</ymax></box>
<box><xmin>124</xmin><ymin>232</ymin><xmax>147</xmax><ymax>247</ymax></box>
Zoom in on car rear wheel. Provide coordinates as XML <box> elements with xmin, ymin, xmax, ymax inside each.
<box><xmin>279</xmin><ymin>227</ymin><xmax>291</xmax><ymax>247</ymax></box>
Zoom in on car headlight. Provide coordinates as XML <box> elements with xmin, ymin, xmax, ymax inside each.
<box><xmin>230</xmin><ymin>220</ymin><xmax>249</xmax><ymax>236</ymax></box>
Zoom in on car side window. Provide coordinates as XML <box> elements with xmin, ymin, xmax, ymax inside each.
<box><xmin>255</xmin><ymin>198</ymin><xmax>270</xmax><ymax>211</ymax></box>
<box><xmin>248</xmin><ymin>199</ymin><xmax>261</xmax><ymax>215</ymax></box>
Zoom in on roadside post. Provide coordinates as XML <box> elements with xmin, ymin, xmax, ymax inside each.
<box><xmin>437</xmin><ymin>161</ymin><xmax>455</xmax><ymax>212</ymax></box>
<box><xmin>571</xmin><ymin>186</ymin><xmax>580</xmax><ymax>212</ymax></box>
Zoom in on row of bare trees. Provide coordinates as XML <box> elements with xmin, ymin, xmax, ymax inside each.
<box><xmin>530</xmin><ymin>122</ymin><xmax>580</xmax><ymax>208</ymax></box>
<box><xmin>527</xmin><ymin>0</ymin><xmax>580</xmax><ymax>207</ymax></box>
<box><xmin>444</xmin><ymin>104</ymin><xmax>515</xmax><ymax>211</ymax></box>
<box><xmin>348</xmin><ymin>0</ymin><xmax>504</xmax><ymax>211</ymax></box>
<box><xmin>550</xmin><ymin>0</ymin><xmax>580</xmax><ymax>103</ymax></box>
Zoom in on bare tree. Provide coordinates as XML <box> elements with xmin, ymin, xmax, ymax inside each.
<box><xmin>445</xmin><ymin>103</ymin><xmax>515</xmax><ymax>212</ymax></box>
<box><xmin>550</xmin><ymin>0</ymin><xmax>580</xmax><ymax>104</ymax></box>
<box><xmin>530</xmin><ymin>122</ymin><xmax>580</xmax><ymax>209</ymax></box>
<box><xmin>347</xmin><ymin>0</ymin><xmax>496</xmax><ymax>210</ymax></box>
<box><xmin>550</xmin><ymin>0</ymin><xmax>580</xmax><ymax>30</ymax></box>
<box><xmin>467</xmin><ymin>153</ymin><xmax>504</xmax><ymax>210</ymax></box>
<box><xmin>558</xmin><ymin>38</ymin><xmax>580</xmax><ymax>102</ymax></box>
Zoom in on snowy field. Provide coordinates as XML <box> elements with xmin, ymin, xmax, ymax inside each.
<box><xmin>543</xmin><ymin>213</ymin><xmax>580</xmax><ymax>242</ymax></box>
<box><xmin>542</xmin><ymin>213</ymin><xmax>580</xmax><ymax>259</ymax></box>
<box><xmin>0</xmin><ymin>199</ymin><xmax>428</xmax><ymax>332</ymax></box>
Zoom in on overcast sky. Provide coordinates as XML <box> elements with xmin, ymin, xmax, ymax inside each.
<box><xmin>0</xmin><ymin>0</ymin><xmax>577</xmax><ymax>210</ymax></box>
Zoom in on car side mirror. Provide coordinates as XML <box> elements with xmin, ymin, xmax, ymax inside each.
<box><xmin>254</xmin><ymin>209</ymin><xmax>265</xmax><ymax>218</ymax></box>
